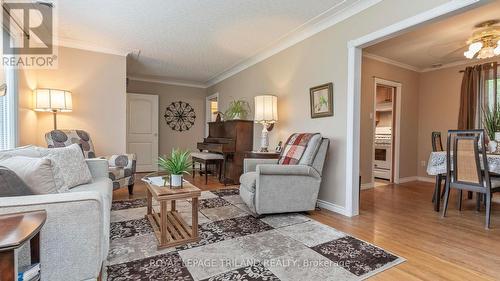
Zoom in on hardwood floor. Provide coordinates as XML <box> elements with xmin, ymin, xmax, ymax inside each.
<box><xmin>310</xmin><ymin>181</ymin><xmax>500</xmax><ymax>281</ymax></box>
<box><xmin>113</xmin><ymin>176</ymin><xmax>500</xmax><ymax>280</ymax></box>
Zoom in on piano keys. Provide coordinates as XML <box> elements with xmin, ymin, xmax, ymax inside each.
<box><xmin>197</xmin><ymin>120</ymin><xmax>253</xmax><ymax>184</ymax></box>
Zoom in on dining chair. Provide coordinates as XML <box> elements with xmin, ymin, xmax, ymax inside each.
<box><xmin>431</xmin><ymin>131</ymin><xmax>444</xmax><ymax>152</ymax></box>
<box><xmin>442</xmin><ymin>129</ymin><xmax>500</xmax><ymax>229</ymax></box>
<box><xmin>431</xmin><ymin>131</ymin><xmax>446</xmax><ymax>206</ymax></box>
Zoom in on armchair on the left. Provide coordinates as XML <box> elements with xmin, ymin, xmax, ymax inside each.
<box><xmin>45</xmin><ymin>129</ymin><xmax>137</xmax><ymax>194</ymax></box>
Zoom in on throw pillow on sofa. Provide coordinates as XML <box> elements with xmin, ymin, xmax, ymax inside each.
<box><xmin>0</xmin><ymin>145</ymin><xmax>42</xmax><ymax>161</ymax></box>
<box><xmin>39</xmin><ymin>143</ymin><xmax>92</xmax><ymax>192</ymax></box>
<box><xmin>0</xmin><ymin>156</ymin><xmax>58</xmax><ymax>194</ymax></box>
<box><xmin>0</xmin><ymin>166</ymin><xmax>34</xmax><ymax>197</ymax></box>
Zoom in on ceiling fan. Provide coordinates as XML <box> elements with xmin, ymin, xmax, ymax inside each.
<box><xmin>463</xmin><ymin>20</ymin><xmax>500</xmax><ymax>59</ymax></box>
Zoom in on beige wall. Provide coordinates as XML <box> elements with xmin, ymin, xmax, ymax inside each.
<box><xmin>207</xmin><ymin>0</ymin><xmax>449</xmax><ymax>208</ymax></box>
<box><xmin>417</xmin><ymin>58</ymin><xmax>500</xmax><ymax>178</ymax></box>
<box><xmin>18</xmin><ymin>47</ymin><xmax>127</xmax><ymax>156</ymax></box>
<box><xmin>360</xmin><ymin>57</ymin><xmax>420</xmax><ymax>184</ymax></box>
<box><xmin>18</xmin><ymin>69</ymin><xmax>38</xmax><ymax>146</ymax></box>
<box><xmin>126</xmin><ymin>80</ymin><xmax>206</xmax><ymax>156</ymax></box>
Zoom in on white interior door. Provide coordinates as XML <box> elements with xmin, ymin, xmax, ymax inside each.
<box><xmin>127</xmin><ymin>93</ymin><xmax>159</xmax><ymax>172</ymax></box>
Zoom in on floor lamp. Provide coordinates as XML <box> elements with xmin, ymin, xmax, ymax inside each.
<box><xmin>33</xmin><ymin>89</ymin><xmax>72</xmax><ymax>130</ymax></box>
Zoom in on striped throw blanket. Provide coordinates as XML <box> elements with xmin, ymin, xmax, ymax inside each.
<box><xmin>278</xmin><ymin>133</ymin><xmax>318</xmax><ymax>165</ymax></box>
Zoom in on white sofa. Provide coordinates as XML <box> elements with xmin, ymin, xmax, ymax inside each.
<box><xmin>0</xmin><ymin>146</ymin><xmax>112</xmax><ymax>281</ymax></box>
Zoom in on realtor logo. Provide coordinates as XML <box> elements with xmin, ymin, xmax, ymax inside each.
<box><xmin>2</xmin><ymin>1</ymin><xmax>57</xmax><ymax>68</ymax></box>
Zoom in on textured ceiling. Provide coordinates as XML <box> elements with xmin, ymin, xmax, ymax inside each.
<box><xmin>56</xmin><ymin>0</ymin><xmax>355</xmax><ymax>84</ymax></box>
<box><xmin>364</xmin><ymin>1</ymin><xmax>500</xmax><ymax>71</ymax></box>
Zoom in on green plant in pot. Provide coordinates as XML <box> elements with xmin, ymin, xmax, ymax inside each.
<box><xmin>483</xmin><ymin>105</ymin><xmax>500</xmax><ymax>152</ymax></box>
<box><xmin>224</xmin><ymin>99</ymin><xmax>250</xmax><ymax>120</ymax></box>
<box><xmin>158</xmin><ymin>149</ymin><xmax>192</xmax><ymax>187</ymax></box>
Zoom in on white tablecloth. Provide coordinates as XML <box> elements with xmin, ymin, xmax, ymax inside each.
<box><xmin>426</xmin><ymin>151</ymin><xmax>500</xmax><ymax>175</ymax></box>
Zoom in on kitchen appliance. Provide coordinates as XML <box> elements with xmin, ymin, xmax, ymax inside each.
<box><xmin>374</xmin><ymin>126</ymin><xmax>392</xmax><ymax>180</ymax></box>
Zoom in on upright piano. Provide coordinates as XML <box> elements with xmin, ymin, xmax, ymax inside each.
<box><xmin>197</xmin><ymin>120</ymin><xmax>253</xmax><ymax>184</ymax></box>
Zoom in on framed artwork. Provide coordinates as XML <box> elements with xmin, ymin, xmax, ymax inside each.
<box><xmin>310</xmin><ymin>83</ymin><xmax>333</xmax><ymax>118</ymax></box>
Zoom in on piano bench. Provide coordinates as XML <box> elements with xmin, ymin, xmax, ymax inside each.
<box><xmin>191</xmin><ymin>152</ymin><xmax>224</xmax><ymax>185</ymax></box>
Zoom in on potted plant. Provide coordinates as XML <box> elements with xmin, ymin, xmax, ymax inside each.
<box><xmin>483</xmin><ymin>105</ymin><xmax>500</xmax><ymax>152</ymax></box>
<box><xmin>158</xmin><ymin>149</ymin><xmax>192</xmax><ymax>187</ymax></box>
<box><xmin>224</xmin><ymin>99</ymin><xmax>251</xmax><ymax>120</ymax></box>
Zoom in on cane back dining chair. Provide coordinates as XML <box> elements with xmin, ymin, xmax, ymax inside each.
<box><xmin>431</xmin><ymin>131</ymin><xmax>446</xmax><ymax>206</ymax></box>
<box><xmin>442</xmin><ymin>129</ymin><xmax>500</xmax><ymax>228</ymax></box>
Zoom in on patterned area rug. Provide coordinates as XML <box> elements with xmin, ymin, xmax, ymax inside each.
<box><xmin>105</xmin><ymin>188</ymin><xmax>404</xmax><ymax>280</ymax></box>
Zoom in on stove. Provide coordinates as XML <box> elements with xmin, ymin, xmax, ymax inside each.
<box><xmin>374</xmin><ymin>127</ymin><xmax>392</xmax><ymax>146</ymax></box>
<box><xmin>374</xmin><ymin>127</ymin><xmax>392</xmax><ymax>180</ymax></box>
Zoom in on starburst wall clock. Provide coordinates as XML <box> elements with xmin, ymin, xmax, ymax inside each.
<box><xmin>163</xmin><ymin>101</ymin><xmax>196</xmax><ymax>132</ymax></box>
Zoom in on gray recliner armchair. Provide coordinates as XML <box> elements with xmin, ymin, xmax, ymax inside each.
<box><xmin>239</xmin><ymin>135</ymin><xmax>329</xmax><ymax>215</ymax></box>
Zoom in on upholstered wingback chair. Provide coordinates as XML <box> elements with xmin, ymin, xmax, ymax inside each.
<box><xmin>239</xmin><ymin>134</ymin><xmax>329</xmax><ymax>216</ymax></box>
<box><xmin>45</xmin><ymin>129</ymin><xmax>137</xmax><ymax>194</ymax></box>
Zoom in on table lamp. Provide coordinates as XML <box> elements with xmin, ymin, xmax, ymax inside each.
<box><xmin>254</xmin><ymin>95</ymin><xmax>278</xmax><ymax>152</ymax></box>
<box><xmin>33</xmin><ymin>88</ymin><xmax>72</xmax><ymax>130</ymax></box>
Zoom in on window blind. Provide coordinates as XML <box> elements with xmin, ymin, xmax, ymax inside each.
<box><xmin>0</xmin><ymin>66</ymin><xmax>16</xmax><ymax>150</ymax></box>
<box><xmin>0</xmin><ymin>89</ymin><xmax>8</xmax><ymax>150</ymax></box>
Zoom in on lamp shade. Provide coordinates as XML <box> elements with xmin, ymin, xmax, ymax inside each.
<box><xmin>33</xmin><ymin>89</ymin><xmax>72</xmax><ymax>112</ymax></box>
<box><xmin>254</xmin><ymin>95</ymin><xmax>278</xmax><ymax>123</ymax></box>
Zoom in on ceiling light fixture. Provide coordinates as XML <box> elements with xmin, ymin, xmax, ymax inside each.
<box><xmin>464</xmin><ymin>20</ymin><xmax>500</xmax><ymax>59</ymax></box>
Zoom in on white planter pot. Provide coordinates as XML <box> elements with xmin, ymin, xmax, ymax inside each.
<box><xmin>171</xmin><ymin>174</ymin><xmax>183</xmax><ymax>187</ymax></box>
<box><xmin>489</xmin><ymin>140</ymin><xmax>498</xmax><ymax>153</ymax></box>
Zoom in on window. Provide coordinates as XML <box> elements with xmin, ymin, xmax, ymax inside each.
<box><xmin>486</xmin><ymin>78</ymin><xmax>500</xmax><ymax>111</ymax></box>
<box><xmin>0</xmin><ymin>66</ymin><xmax>18</xmax><ymax>150</ymax></box>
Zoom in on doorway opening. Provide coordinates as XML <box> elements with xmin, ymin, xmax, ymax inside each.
<box><xmin>372</xmin><ymin>78</ymin><xmax>401</xmax><ymax>187</ymax></box>
<box><xmin>206</xmin><ymin>93</ymin><xmax>219</xmax><ymax>137</ymax></box>
<box><xmin>345</xmin><ymin>1</ymin><xmax>483</xmax><ymax>217</ymax></box>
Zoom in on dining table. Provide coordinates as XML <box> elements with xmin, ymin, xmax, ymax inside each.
<box><xmin>427</xmin><ymin>151</ymin><xmax>500</xmax><ymax>211</ymax></box>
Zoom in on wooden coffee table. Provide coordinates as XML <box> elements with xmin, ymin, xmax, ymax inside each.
<box><xmin>143</xmin><ymin>174</ymin><xmax>201</xmax><ymax>249</ymax></box>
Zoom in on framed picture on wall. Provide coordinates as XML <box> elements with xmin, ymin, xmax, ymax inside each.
<box><xmin>310</xmin><ymin>82</ymin><xmax>333</xmax><ymax>118</ymax></box>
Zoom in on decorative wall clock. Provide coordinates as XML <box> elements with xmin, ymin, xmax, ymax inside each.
<box><xmin>164</xmin><ymin>101</ymin><xmax>196</xmax><ymax>132</ymax></box>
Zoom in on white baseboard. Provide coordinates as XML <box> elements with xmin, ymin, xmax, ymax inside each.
<box><xmin>360</xmin><ymin>182</ymin><xmax>374</xmax><ymax>190</ymax></box>
<box><xmin>398</xmin><ymin>176</ymin><xmax>435</xmax><ymax>183</ymax></box>
<box><xmin>417</xmin><ymin>176</ymin><xmax>435</xmax><ymax>183</ymax></box>
<box><xmin>316</xmin><ymin>199</ymin><xmax>351</xmax><ymax>217</ymax></box>
<box><xmin>398</xmin><ymin>176</ymin><xmax>418</xmax><ymax>183</ymax></box>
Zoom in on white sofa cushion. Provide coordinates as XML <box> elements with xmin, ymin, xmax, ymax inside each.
<box><xmin>0</xmin><ymin>156</ymin><xmax>58</xmax><ymax>194</ymax></box>
<box><xmin>39</xmin><ymin>144</ymin><xmax>93</xmax><ymax>192</ymax></box>
<box><xmin>0</xmin><ymin>145</ymin><xmax>42</xmax><ymax>160</ymax></box>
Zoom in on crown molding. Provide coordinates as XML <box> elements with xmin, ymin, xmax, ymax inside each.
<box><xmin>57</xmin><ymin>37</ymin><xmax>130</xmax><ymax>56</ymax></box>
<box><xmin>363</xmin><ymin>52</ymin><xmax>498</xmax><ymax>73</ymax></box>
<box><xmin>363</xmin><ymin>52</ymin><xmax>421</xmax><ymax>72</ymax></box>
<box><xmin>127</xmin><ymin>75</ymin><xmax>207</xmax><ymax>89</ymax></box>
<box><xmin>205</xmin><ymin>0</ymin><xmax>383</xmax><ymax>87</ymax></box>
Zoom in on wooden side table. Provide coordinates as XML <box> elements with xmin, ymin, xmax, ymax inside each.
<box><xmin>0</xmin><ymin>210</ymin><xmax>46</xmax><ymax>281</ymax></box>
<box><xmin>243</xmin><ymin>151</ymin><xmax>280</xmax><ymax>160</ymax></box>
<box><xmin>142</xmin><ymin>174</ymin><xmax>201</xmax><ymax>249</ymax></box>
